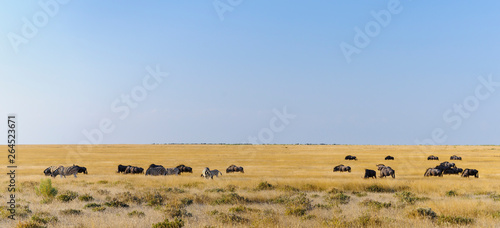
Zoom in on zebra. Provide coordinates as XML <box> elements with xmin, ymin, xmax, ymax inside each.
<box><xmin>201</xmin><ymin>167</ymin><xmax>213</xmax><ymax>179</ymax></box>
<box><xmin>43</xmin><ymin>166</ymin><xmax>60</xmax><ymax>176</ymax></box>
<box><xmin>165</xmin><ymin>168</ymin><xmax>180</xmax><ymax>175</ymax></box>
<box><xmin>51</xmin><ymin>166</ymin><xmax>79</xmax><ymax>178</ymax></box>
<box><xmin>210</xmin><ymin>169</ymin><xmax>222</xmax><ymax>177</ymax></box>
<box><xmin>145</xmin><ymin>166</ymin><xmax>167</xmax><ymax>176</ymax></box>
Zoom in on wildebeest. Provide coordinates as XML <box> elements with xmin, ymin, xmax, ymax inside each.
<box><xmin>73</xmin><ymin>164</ymin><xmax>88</xmax><ymax>174</ymax></box>
<box><xmin>450</xmin><ymin>155</ymin><xmax>462</xmax><ymax>160</ymax></box>
<box><xmin>124</xmin><ymin>166</ymin><xmax>144</xmax><ymax>174</ymax></box>
<box><xmin>435</xmin><ymin>161</ymin><xmax>455</xmax><ymax>171</ymax></box>
<box><xmin>461</xmin><ymin>168</ymin><xmax>479</xmax><ymax>178</ymax></box>
<box><xmin>43</xmin><ymin>166</ymin><xmax>60</xmax><ymax>176</ymax></box>
<box><xmin>443</xmin><ymin>167</ymin><xmax>463</xmax><ymax>175</ymax></box>
<box><xmin>51</xmin><ymin>166</ymin><xmax>79</xmax><ymax>178</ymax></box>
<box><xmin>118</xmin><ymin>164</ymin><xmax>131</xmax><ymax>173</ymax></box>
<box><xmin>226</xmin><ymin>165</ymin><xmax>244</xmax><ymax>173</ymax></box>
<box><xmin>210</xmin><ymin>169</ymin><xmax>223</xmax><ymax>177</ymax></box>
<box><xmin>385</xmin><ymin>155</ymin><xmax>394</xmax><ymax>160</ymax></box>
<box><xmin>201</xmin><ymin>167</ymin><xmax>213</xmax><ymax>179</ymax></box>
<box><xmin>333</xmin><ymin>164</ymin><xmax>351</xmax><ymax>172</ymax></box>
<box><xmin>345</xmin><ymin>155</ymin><xmax>357</xmax><ymax>160</ymax></box>
<box><xmin>145</xmin><ymin>166</ymin><xmax>167</xmax><ymax>176</ymax></box>
<box><xmin>364</xmin><ymin>169</ymin><xmax>376</xmax><ymax>179</ymax></box>
<box><xmin>427</xmin><ymin>155</ymin><xmax>439</xmax><ymax>160</ymax></box>
<box><xmin>176</xmin><ymin>164</ymin><xmax>193</xmax><ymax>174</ymax></box>
<box><xmin>424</xmin><ymin>168</ymin><xmax>443</xmax><ymax>177</ymax></box>
<box><xmin>379</xmin><ymin>166</ymin><xmax>395</xmax><ymax>178</ymax></box>
<box><xmin>165</xmin><ymin>168</ymin><xmax>180</xmax><ymax>175</ymax></box>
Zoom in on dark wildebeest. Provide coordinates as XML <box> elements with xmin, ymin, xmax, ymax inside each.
<box><xmin>125</xmin><ymin>166</ymin><xmax>144</xmax><ymax>174</ymax></box>
<box><xmin>424</xmin><ymin>168</ymin><xmax>443</xmax><ymax>177</ymax></box>
<box><xmin>385</xmin><ymin>155</ymin><xmax>394</xmax><ymax>160</ymax></box>
<box><xmin>379</xmin><ymin>166</ymin><xmax>395</xmax><ymax>178</ymax></box>
<box><xmin>435</xmin><ymin>161</ymin><xmax>455</xmax><ymax>171</ymax></box>
<box><xmin>333</xmin><ymin>165</ymin><xmax>351</xmax><ymax>172</ymax></box>
<box><xmin>73</xmin><ymin>164</ymin><xmax>88</xmax><ymax>174</ymax></box>
<box><xmin>443</xmin><ymin>167</ymin><xmax>463</xmax><ymax>175</ymax></box>
<box><xmin>345</xmin><ymin>155</ymin><xmax>357</xmax><ymax>160</ymax></box>
<box><xmin>364</xmin><ymin>169</ymin><xmax>377</xmax><ymax>179</ymax></box>
<box><xmin>461</xmin><ymin>168</ymin><xmax>479</xmax><ymax>178</ymax></box>
<box><xmin>427</xmin><ymin>155</ymin><xmax>439</xmax><ymax>160</ymax></box>
<box><xmin>43</xmin><ymin>166</ymin><xmax>59</xmax><ymax>176</ymax></box>
<box><xmin>117</xmin><ymin>164</ymin><xmax>131</xmax><ymax>173</ymax></box>
<box><xmin>176</xmin><ymin>164</ymin><xmax>193</xmax><ymax>174</ymax></box>
<box><xmin>226</xmin><ymin>165</ymin><xmax>244</xmax><ymax>173</ymax></box>
<box><xmin>450</xmin><ymin>155</ymin><xmax>462</xmax><ymax>160</ymax></box>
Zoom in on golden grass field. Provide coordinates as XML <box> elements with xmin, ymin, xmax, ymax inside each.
<box><xmin>1</xmin><ymin>144</ymin><xmax>500</xmax><ymax>227</ymax></box>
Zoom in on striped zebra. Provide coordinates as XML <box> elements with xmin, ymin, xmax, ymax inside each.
<box><xmin>201</xmin><ymin>167</ymin><xmax>213</xmax><ymax>179</ymax></box>
<box><xmin>165</xmin><ymin>168</ymin><xmax>180</xmax><ymax>175</ymax></box>
<box><xmin>210</xmin><ymin>169</ymin><xmax>222</xmax><ymax>177</ymax></box>
<box><xmin>51</xmin><ymin>166</ymin><xmax>79</xmax><ymax>178</ymax></box>
<box><xmin>145</xmin><ymin>166</ymin><xmax>167</xmax><ymax>176</ymax></box>
<box><xmin>43</xmin><ymin>166</ymin><xmax>60</xmax><ymax>176</ymax></box>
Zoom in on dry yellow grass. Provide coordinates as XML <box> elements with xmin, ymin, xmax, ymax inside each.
<box><xmin>1</xmin><ymin>144</ymin><xmax>499</xmax><ymax>227</ymax></box>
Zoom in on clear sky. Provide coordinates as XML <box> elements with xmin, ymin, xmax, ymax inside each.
<box><xmin>1</xmin><ymin>1</ymin><xmax>500</xmax><ymax>145</ymax></box>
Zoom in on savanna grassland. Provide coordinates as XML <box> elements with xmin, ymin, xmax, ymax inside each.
<box><xmin>1</xmin><ymin>144</ymin><xmax>500</xmax><ymax>228</ymax></box>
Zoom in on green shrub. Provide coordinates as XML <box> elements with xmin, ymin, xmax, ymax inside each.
<box><xmin>15</xmin><ymin>221</ymin><xmax>46</xmax><ymax>228</ymax></box>
<box><xmin>30</xmin><ymin>213</ymin><xmax>58</xmax><ymax>224</ymax></box>
<box><xmin>256</xmin><ymin>181</ymin><xmax>274</xmax><ymax>190</ymax></box>
<box><xmin>326</xmin><ymin>193</ymin><xmax>350</xmax><ymax>205</ymax></box>
<box><xmin>214</xmin><ymin>212</ymin><xmax>249</xmax><ymax>224</ymax></box>
<box><xmin>78</xmin><ymin>194</ymin><xmax>94</xmax><ymax>202</ymax></box>
<box><xmin>84</xmin><ymin>203</ymin><xmax>101</xmax><ymax>208</ymax></box>
<box><xmin>360</xmin><ymin>199</ymin><xmax>392</xmax><ymax>209</ymax></box>
<box><xmin>437</xmin><ymin>215</ymin><xmax>473</xmax><ymax>225</ymax></box>
<box><xmin>35</xmin><ymin>179</ymin><xmax>58</xmax><ymax>203</ymax></box>
<box><xmin>152</xmin><ymin>218</ymin><xmax>184</xmax><ymax>228</ymax></box>
<box><xmin>128</xmin><ymin>210</ymin><xmax>145</xmax><ymax>217</ymax></box>
<box><xmin>352</xmin><ymin>191</ymin><xmax>368</xmax><ymax>197</ymax></box>
<box><xmin>229</xmin><ymin>205</ymin><xmax>260</xmax><ymax>213</ymax></box>
<box><xmin>279</xmin><ymin>185</ymin><xmax>300</xmax><ymax>192</ymax></box>
<box><xmin>97</xmin><ymin>180</ymin><xmax>108</xmax><ymax>184</ymax></box>
<box><xmin>365</xmin><ymin>184</ymin><xmax>395</xmax><ymax>193</ymax></box>
<box><xmin>57</xmin><ymin>191</ymin><xmax>78</xmax><ymax>202</ymax></box>
<box><xmin>225</xmin><ymin>185</ymin><xmax>237</xmax><ymax>192</ymax></box>
<box><xmin>92</xmin><ymin>207</ymin><xmax>106</xmax><ymax>212</ymax></box>
<box><xmin>59</xmin><ymin>209</ymin><xmax>81</xmax><ymax>216</ymax></box>
<box><xmin>445</xmin><ymin>190</ymin><xmax>458</xmax><ymax>197</ymax></box>
<box><xmin>144</xmin><ymin>192</ymin><xmax>164</xmax><ymax>206</ymax></box>
<box><xmin>104</xmin><ymin>199</ymin><xmax>129</xmax><ymax>208</ymax></box>
<box><xmin>394</xmin><ymin>191</ymin><xmax>428</xmax><ymax>205</ymax></box>
<box><xmin>410</xmin><ymin>208</ymin><xmax>437</xmax><ymax>219</ymax></box>
<box><xmin>96</xmin><ymin>189</ymin><xmax>110</xmax><ymax>195</ymax></box>
<box><xmin>205</xmin><ymin>188</ymin><xmax>225</xmax><ymax>193</ymax></box>
<box><xmin>211</xmin><ymin>193</ymin><xmax>247</xmax><ymax>205</ymax></box>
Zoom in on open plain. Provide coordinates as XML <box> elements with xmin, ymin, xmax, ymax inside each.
<box><xmin>1</xmin><ymin>144</ymin><xmax>500</xmax><ymax>227</ymax></box>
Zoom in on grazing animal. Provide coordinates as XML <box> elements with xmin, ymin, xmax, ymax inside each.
<box><xmin>376</xmin><ymin>164</ymin><xmax>386</xmax><ymax>171</ymax></box>
<box><xmin>333</xmin><ymin>165</ymin><xmax>351</xmax><ymax>172</ymax></box>
<box><xmin>435</xmin><ymin>161</ymin><xmax>455</xmax><ymax>171</ymax></box>
<box><xmin>226</xmin><ymin>165</ymin><xmax>244</xmax><ymax>173</ymax></box>
<box><xmin>145</xmin><ymin>166</ymin><xmax>167</xmax><ymax>176</ymax></box>
<box><xmin>424</xmin><ymin>168</ymin><xmax>443</xmax><ymax>177</ymax></box>
<box><xmin>379</xmin><ymin>166</ymin><xmax>395</xmax><ymax>178</ymax></box>
<box><xmin>51</xmin><ymin>166</ymin><xmax>79</xmax><ymax>178</ymax></box>
<box><xmin>201</xmin><ymin>167</ymin><xmax>213</xmax><ymax>179</ymax></box>
<box><xmin>427</xmin><ymin>155</ymin><xmax>439</xmax><ymax>160</ymax></box>
<box><xmin>385</xmin><ymin>155</ymin><xmax>394</xmax><ymax>160</ymax></box>
<box><xmin>176</xmin><ymin>164</ymin><xmax>193</xmax><ymax>174</ymax></box>
<box><xmin>117</xmin><ymin>164</ymin><xmax>130</xmax><ymax>173</ymax></box>
<box><xmin>124</xmin><ymin>166</ymin><xmax>144</xmax><ymax>174</ymax></box>
<box><xmin>165</xmin><ymin>168</ymin><xmax>180</xmax><ymax>175</ymax></box>
<box><xmin>364</xmin><ymin>169</ymin><xmax>377</xmax><ymax>179</ymax></box>
<box><xmin>443</xmin><ymin>167</ymin><xmax>463</xmax><ymax>175</ymax></box>
<box><xmin>345</xmin><ymin>155</ymin><xmax>357</xmax><ymax>160</ymax></box>
<box><xmin>73</xmin><ymin>165</ymin><xmax>88</xmax><ymax>174</ymax></box>
<box><xmin>210</xmin><ymin>169</ymin><xmax>223</xmax><ymax>177</ymax></box>
<box><xmin>43</xmin><ymin>166</ymin><xmax>59</xmax><ymax>176</ymax></box>
<box><xmin>461</xmin><ymin>168</ymin><xmax>479</xmax><ymax>178</ymax></box>
<box><xmin>450</xmin><ymin>155</ymin><xmax>462</xmax><ymax>160</ymax></box>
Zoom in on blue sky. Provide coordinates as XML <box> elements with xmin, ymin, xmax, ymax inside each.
<box><xmin>1</xmin><ymin>1</ymin><xmax>500</xmax><ymax>145</ymax></box>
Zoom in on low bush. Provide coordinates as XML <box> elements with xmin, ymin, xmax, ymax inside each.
<box><xmin>78</xmin><ymin>194</ymin><xmax>94</xmax><ymax>202</ymax></box>
<box><xmin>57</xmin><ymin>191</ymin><xmax>78</xmax><ymax>202</ymax></box>
<box><xmin>35</xmin><ymin>179</ymin><xmax>57</xmax><ymax>203</ymax></box>
<box><xmin>394</xmin><ymin>191</ymin><xmax>429</xmax><ymax>205</ymax></box>
<box><xmin>360</xmin><ymin>199</ymin><xmax>392</xmax><ymax>209</ymax></box>
<box><xmin>152</xmin><ymin>218</ymin><xmax>184</xmax><ymax>228</ymax></box>
<box><xmin>255</xmin><ymin>181</ymin><xmax>274</xmax><ymax>190</ymax></box>
<box><xmin>410</xmin><ymin>208</ymin><xmax>437</xmax><ymax>219</ymax></box>
<box><xmin>437</xmin><ymin>215</ymin><xmax>474</xmax><ymax>225</ymax></box>
<box><xmin>211</xmin><ymin>193</ymin><xmax>247</xmax><ymax>205</ymax></box>
<box><xmin>104</xmin><ymin>199</ymin><xmax>129</xmax><ymax>208</ymax></box>
<box><xmin>128</xmin><ymin>210</ymin><xmax>145</xmax><ymax>217</ymax></box>
<box><xmin>59</xmin><ymin>209</ymin><xmax>82</xmax><ymax>216</ymax></box>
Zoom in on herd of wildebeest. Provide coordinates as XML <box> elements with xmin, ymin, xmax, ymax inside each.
<box><xmin>335</xmin><ymin>154</ymin><xmax>478</xmax><ymax>179</ymax></box>
<box><xmin>41</xmin><ymin>154</ymin><xmax>478</xmax><ymax>179</ymax></box>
